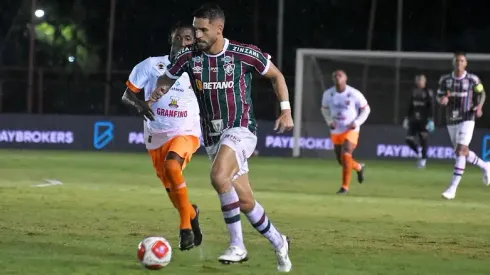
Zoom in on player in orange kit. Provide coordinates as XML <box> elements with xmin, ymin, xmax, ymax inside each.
<box><xmin>321</xmin><ymin>70</ymin><xmax>371</xmax><ymax>194</ymax></box>
<box><xmin>121</xmin><ymin>23</ymin><xmax>202</xmax><ymax>250</ymax></box>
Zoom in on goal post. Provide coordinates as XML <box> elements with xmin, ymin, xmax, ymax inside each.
<box><xmin>293</xmin><ymin>49</ymin><xmax>490</xmax><ymax>158</ymax></box>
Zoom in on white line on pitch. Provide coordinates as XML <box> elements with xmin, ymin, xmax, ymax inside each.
<box><xmin>33</xmin><ymin>179</ymin><xmax>63</xmax><ymax>187</ymax></box>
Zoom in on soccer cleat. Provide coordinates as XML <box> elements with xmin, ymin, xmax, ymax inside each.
<box><xmin>482</xmin><ymin>162</ymin><xmax>490</xmax><ymax>186</ymax></box>
<box><xmin>275</xmin><ymin>235</ymin><xmax>292</xmax><ymax>272</ymax></box>
<box><xmin>417</xmin><ymin>158</ymin><xmax>427</xmax><ymax>169</ymax></box>
<box><xmin>191</xmin><ymin>204</ymin><xmax>203</xmax><ymax>246</ymax></box>
<box><xmin>441</xmin><ymin>188</ymin><xmax>456</xmax><ymax>200</ymax></box>
<box><xmin>218</xmin><ymin>246</ymin><xmax>248</xmax><ymax>264</ymax></box>
<box><xmin>357</xmin><ymin>163</ymin><xmax>365</xmax><ymax>183</ymax></box>
<box><xmin>178</xmin><ymin>229</ymin><xmax>195</xmax><ymax>251</ymax></box>
<box><xmin>336</xmin><ymin>187</ymin><xmax>348</xmax><ymax>194</ymax></box>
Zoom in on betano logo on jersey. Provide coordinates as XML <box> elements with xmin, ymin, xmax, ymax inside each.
<box><xmin>194</xmin><ymin>80</ymin><xmax>234</xmax><ymax>91</ymax></box>
<box><xmin>203</xmin><ymin>81</ymin><xmax>234</xmax><ymax>89</ymax></box>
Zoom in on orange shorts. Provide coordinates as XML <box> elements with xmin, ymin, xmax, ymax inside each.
<box><xmin>147</xmin><ymin>135</ymin><xmax>200</xmax><ymax>188</ymax></box>
<box><xmin>331</xmin><ymin>130</ymin><xmax>359</xmax><ymax>146</ymax></box>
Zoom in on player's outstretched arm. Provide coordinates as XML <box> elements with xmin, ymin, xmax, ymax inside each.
<box><xmin>121</xmin><ymin>88</ymin><xmax>155</xmax><ymax>121</ymax></box>
<box><xmin>263</xmin><ymin>62</ymin><xmax>294</xmax><ymax>133</ymax></box>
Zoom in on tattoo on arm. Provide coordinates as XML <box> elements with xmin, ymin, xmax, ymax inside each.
<box><xmin>478</xmin><ymin>90</ymin><xmax>486</xmax><ymax>107</ymax></box>
<box><xmin>270</xmin><ymin>77</ymin><xmax>277</xmax><ymax>85</ymax></box>
<box><xmin>122</xmin><ymin>88</ymin><xmax>143</xmax><ymax>111</ymax></box>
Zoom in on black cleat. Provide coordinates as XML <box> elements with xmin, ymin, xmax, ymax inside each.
<box><xmin>336</xmin><ymin>187</ymin><xmax>348</xmax><ymax>194</ymax></box>
<box><xmin>191</xmin><ymin>204</ymin><xmax>203</xmax><ymax>246</ymax></box>
<box><xmin>179</xmin><ymin>229</ymin><xmax>194</xmax><ymax>251</ymax></box>
<box><xmin>357</xmin><ymin>163</ymin><xmax>365</xmax><ymax>184</ymax></box>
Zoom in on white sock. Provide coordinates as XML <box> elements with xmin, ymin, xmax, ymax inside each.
<box><xmin>467</xmin><ymin>151</ymin><xmax>487</xmax><ymax>170</ymax></box>
<box><xmin>449</xmin><ymin>156</ymin><xmax>466</xmax><ymax>191</ymax></box>
<box><xmin>245</xmin><ymin>201</ymin><xmax>284</xmax><ymax>250</ymax></box>
<box><xmin>218</xmin><ymin>188</ymin><xmax>245</xmax><ymax>249</ymax></box>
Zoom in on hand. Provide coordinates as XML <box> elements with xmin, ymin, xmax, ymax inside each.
<box><xmin>135</xmin><ymin>100</ymin><xmax>155</xmax><ymax>121</ymax></box>
<box><xmin>473</xmin><ymin>106</ymin><xmax>483</xmax><ymax>118</ymax></box>
<box><xmin>329</xmin><ymin>121</ymin><xmax>337</xmax><ymax>130</ymax></box>
<box><xmin>439</xmin><ymin>95</ymin><xmax>449</xmax><ymax>106</ymax></box>
<box><xmin>149</xmin><ymin>86</ymin><xmax>166</xmax><ymax>102</ymax></box>
<box><xmin>347</xmin><ymin>121</ymin><xmax>357</xmax><ymax>129</ymax></box>
<box><xmin>402</xmin><ymin>118</ymin><xmax>409</xmax><ymax>130</ymax></box>
<box><xmin>425</xmin><ymin>119</ymin><xmax>435</xmax><ymax>132</ymax></box>
<box><xmin>274</xmin><ymin>110</ymin><xmax>294</xmax><ymax>133</ymax></box>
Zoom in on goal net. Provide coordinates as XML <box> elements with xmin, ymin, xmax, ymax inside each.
<box><xmin>292</xmin><ymin>49</ymin><xmax>490</xmax><ymax>157</ymax></box>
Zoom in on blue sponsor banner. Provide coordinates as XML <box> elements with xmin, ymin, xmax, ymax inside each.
<box><xmin>1</xmin><ymin>114</ymin><xmax>490</xmax><ymax>160</ymax></box>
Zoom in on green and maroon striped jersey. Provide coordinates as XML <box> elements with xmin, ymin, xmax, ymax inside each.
<box><xmin>165</xmin><ymin>38</ymin><xmax>271</xmax><ymax>146</ymax></box>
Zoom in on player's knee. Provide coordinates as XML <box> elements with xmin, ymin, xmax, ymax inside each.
<box><xmin>166</xmin><ymin>151</ymin><xmax>185</xmax><ymax>164</ymax></box>
<box><xmin>455</xmin><ymin>145</ymin><xmax>469</xmax><ymax>156</ymax></box>
<box><xmin>210</xmin><ymin>167</ymin><xmax>233</xmax><ymax>193</ymax></box>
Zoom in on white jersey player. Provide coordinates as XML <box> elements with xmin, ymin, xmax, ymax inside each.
<box><xmin>121</xmin><ymin>24</ymin><xmax>203</xmax><ymax>251</ymax></box>
<box><xmin>321</xmin><ymin>70</ymin><xmax>370</xmax><ymax>194</ymax></box>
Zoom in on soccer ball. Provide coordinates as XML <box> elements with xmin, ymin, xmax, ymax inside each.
<box><xmin>137</xmin><ymin>236</ymin><xmax>172</xmax><ymax>269</ymax></box>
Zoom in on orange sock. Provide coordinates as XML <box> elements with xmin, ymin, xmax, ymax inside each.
<box><xmin>341</xmin><ymin>152</ymin><xmax>353</xmax><ymax>190</ymax></box>
<box><xmin>159</xmin><ymin>172</ymin><xmax>178</xmax><ymax>209</ymax></box>
<box><xmin>351</xmin><ymin>158</ymin><xmax>361</xmax><ymax>172</ymax></box>
<box><xmin>164</xmin><ymin>159</ymin><xmax>196</xmax><ymax>229</ymax></box>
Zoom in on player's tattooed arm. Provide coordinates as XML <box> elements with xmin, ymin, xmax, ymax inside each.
<box><xmin>263</xmin><ymin>62</ymin><xmax>293</xmax><ymax>132</ymax></box>
<box><xmin>264</xmin><ymin>63</ymin><xmax>289</xmax><ymax>106</ymax></box>
<box><xmin>121</xmin><ymin>88</ymin><xmax>155</xmax><ymax>121</ymax></box>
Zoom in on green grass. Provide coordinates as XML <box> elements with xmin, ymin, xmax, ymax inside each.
<box><xmin>1</xmin><ymin>149</ymin><xmax>490</xmax><ymax>275</ymax></box>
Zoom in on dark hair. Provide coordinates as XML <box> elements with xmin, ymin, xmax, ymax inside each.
<box><xmin>193</xmin><ymin>3</ymin><xmax>225</xmax><ymax>23</ymax></box>
<box><xmin>168</xmin><ymin>22</ymin><xmax>194</xmax><ymax>44</ymax></box>
<box><xmin>454</xmin><ymin>51</ymin><xmax>466</xmax><ymax>57</ymax></box>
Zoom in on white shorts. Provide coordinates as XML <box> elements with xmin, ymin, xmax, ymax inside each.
<box><xmin>447</xmin><ymin>121</ymin><xmax>475</xmax><ymax>147</ymax></box>
<box><xmin>205</xmin><ymin>127</ymin><xmax>257</xmax><ymax>180</ymax></box>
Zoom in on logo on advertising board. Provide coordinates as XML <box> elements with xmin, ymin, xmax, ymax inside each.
<box><xmin>482</xmin><ymin>135</ymin><xmax>490</xmax><ymax>161</ymax></box>
<box><xmin>93</xmin><ymin>121</ymin><xmax>114</xmax><ymax>149</ymax></box>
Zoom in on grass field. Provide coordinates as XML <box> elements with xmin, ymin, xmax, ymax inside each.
<box><xmin>1</xmin><ymin>149</ymin><xmax>490</xmax><ymax>275</ymax></box>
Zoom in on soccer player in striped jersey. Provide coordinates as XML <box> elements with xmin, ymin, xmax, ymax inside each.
<box><xmin>437</xmin><ymin>52</ymin><xmax>490</xmax><ymax>200</ymax></box>
<box><xmin>150</xmin><ymin>3</ymin><xmax>293</xmax><ymax>272</ymax></box>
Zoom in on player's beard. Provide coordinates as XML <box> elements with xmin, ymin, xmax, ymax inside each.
<box><xmin>196</xmin><ymin>37</ymin><xmax>216</xmax><ymax>52</ymax></box>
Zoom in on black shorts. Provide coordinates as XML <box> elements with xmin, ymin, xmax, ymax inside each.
<box><xmin>407</xmin><ymin>120</ymin><xmax>427</xmax><ymax>137</ymax></box>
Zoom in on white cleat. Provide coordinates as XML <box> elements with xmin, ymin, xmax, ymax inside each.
<box><xmin>218</xmin><ymin>246</ymin><xmax>248</xmax><ymax>264</ymax></box>
<box><xmin>441</xmin><ymin>189</ymin><xmax>456</xmax><ymax>200</ymax></box>
<box><xmin>275</xmin><ymin>235</ymin><xmax>292</xmax><ymax>272</ymax></box>
<box><xmin>482</xmin><ymin>162</ymin><xmax>490</xmax><ymax>186</ymax></box>
<box><xmin>417</xmin><ymin>158</ymin><xmax>427</xmax><ymax>169</ymax></box>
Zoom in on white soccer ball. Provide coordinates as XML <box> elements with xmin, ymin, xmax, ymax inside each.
<box><xmin>137</xmin><ymin>236</ymin><xmax>172</xmax><ymax>269</ymax></box>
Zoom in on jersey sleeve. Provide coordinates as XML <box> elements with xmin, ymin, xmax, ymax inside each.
<box><xmin>243</xmin><ymin>45</ymin><xmax>271</xmax><ymax>75</ymax></box>
<box><xmin>355</xmin><ymin>90</ymin><xmax>368</xmax><ymax>109</ymax></box>
<box><xmin>471</xmin><ymin>74</ymin><xmax>485</xmax><ymax>94</ymax></box>
<box><xmin>126</xmin><ymin>58</ymin><xmax>151</xmax><ymax>93</ymax></box>
<box><xmin>321</xmin><ymin>91</ymin><xmax>330</xmax><ymax>108</ymax></box>
<box><xmin>164</xmin><ymin>47</ymin><xmax>193</xmax><ymax>80</ymax></box>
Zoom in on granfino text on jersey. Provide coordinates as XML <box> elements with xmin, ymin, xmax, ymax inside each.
<box><xmin>156</xmin><ymin>108</ymin><xmax>188</xmax><ymax>118</ymax></box>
